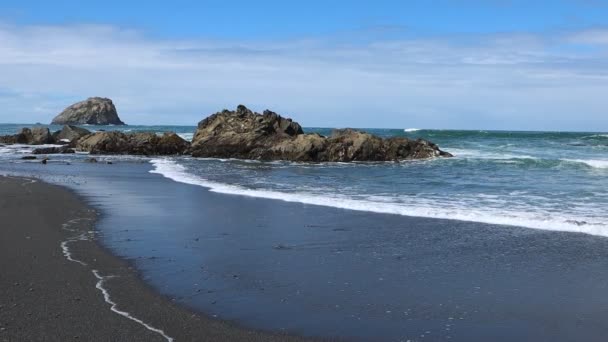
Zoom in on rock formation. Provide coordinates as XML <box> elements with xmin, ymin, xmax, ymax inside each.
<box><xmin>191</xmin><ymin>105</ymin><xmax>452</xmax><ymax>162</ymax></box>
<box><xmin>0</xmin><ymin>127</ymin><xmax>53</xmax><ymax>145</ymax></box>
<box><xmin>1</xmin><ymin>104</ymin><xmax>452</xmax><ymax>161</ymax></box>
<box><xmin>52</xmin><ymin>125</ymin><xmax>91</xmax><ymax>144</ymax></box>
<box><xmin>75</xmin><ymin>131</ymin><xmax>190</xmax><ymax>155</ymax></box>
<box><xmin>51</xmin><ymin>97</ymin><xmax>125</xmax><ymax>125</ymax></box>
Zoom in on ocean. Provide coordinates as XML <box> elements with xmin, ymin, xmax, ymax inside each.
<box><xmin>2</xmin><ymin>124</ymin><xmax>607</xmax><ymax>236</ymax></box>
<box><xmin>3</xmin><ymin>124</ymin><xmax>608</xmax><ymax>341</ymax></box>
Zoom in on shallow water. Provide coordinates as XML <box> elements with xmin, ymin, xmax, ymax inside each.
<box><xmin>2</xmin><ymin>124</ymin><xmax>607</xmax><ymax>236</ymax></box>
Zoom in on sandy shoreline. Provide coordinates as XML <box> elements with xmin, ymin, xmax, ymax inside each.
<box><xmin>0</xmin><ymin>176</ymin><xmax>315</xmax><ymax>342</ymax></box>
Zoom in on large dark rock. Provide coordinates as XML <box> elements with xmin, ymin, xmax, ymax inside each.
<box><xmin>52</xmin><ymin>125</ymin><xmax>91</xmax><ymax>144</ymax></box>
<box><xmin>75</xmin><ymin>131</ymin><xmax>190</xmax><ymax>155</ymax></box>
<box><xmin>51</xmin><ymin>97</ymin><xmax>125</xmax><ymax>125</ymax></box>
<box><xmin>191</xmin><ymin>105</ymin><xmax>303</xmax><ymax>159</ymax></box>
<box><xmin>0</xmin><ymin>127</ymin><xmax>54</xmax><ymax>145</ymax></box>
<box><xmin>191</xmin><ymin>105</ymin><xmax>452</xmax><ymax>162</ymax></box>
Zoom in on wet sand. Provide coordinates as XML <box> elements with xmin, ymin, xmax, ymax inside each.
<box><xmin>0</xmin><ymin>176</ymin><xmax>314</xmax><ymax>342</ymax></box>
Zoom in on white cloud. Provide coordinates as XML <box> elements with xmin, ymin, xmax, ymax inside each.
<box><xmin>567</xmin><ymin>28</ymin><xmax>608</xmax><ymax>45</ymax></box>
<box><xmin>0</xmin><ymin>22</ymin><xmax>607</xmax><ymax>130</ymax></box>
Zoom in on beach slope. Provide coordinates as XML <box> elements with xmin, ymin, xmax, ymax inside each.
<box><xmin>0</xmin><ymin>176</ymin><xmax>313</xmax><ymax>342</ymax></box>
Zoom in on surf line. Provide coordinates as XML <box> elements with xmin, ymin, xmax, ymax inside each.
<box><xmin>59</xmin><ymin>219</ymin><xmax>175</xmax><ymax>342</ymax></box>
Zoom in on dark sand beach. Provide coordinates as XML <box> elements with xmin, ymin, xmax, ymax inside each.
<box><xmin>0</xmin><ymin>176</ymin><xmax>314</xmax><ymax>342</ymax></box>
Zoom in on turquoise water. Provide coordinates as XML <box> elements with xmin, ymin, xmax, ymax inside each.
<box><xmin>2</xmin><ymin>124</ymin><xmax>608</xmax><ymax>235</ymax></box>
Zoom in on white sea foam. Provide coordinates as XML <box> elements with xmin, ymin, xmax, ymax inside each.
<box><xmin>404</xmin><ymin>128</ymin><xmax>421</xmax><ymax>132</ymax></box>
<box><xmin>446</xmin><ymin>148</ymin><xmax>539</xmax><ymax>161</ymax></box>
<box><xmin>177</xmin><ymin>133</ymin><xmax>194</xmax><ymax>141</ymax></box>
<box><xmin>61</xmin><ymin>240</ymin><xmax>88</xmax><ymax>266</ymax></box>
<box><xmin>92</xmin><ymin>270</ymin><xmax>174</xmax><ymax>342</ymax></box>
<box><xmin>58</xmin><ymin>217</ymin><xmax>173</xmax><ymax>341</ymax></box>
<box><xmin>149</xmin><ymin>159</ymin><xmax>608</xmax><ymax>237</ymax></box>
<box><xmin>563</xmin><ymin>159</ymin><xmax>608</xmax><ymax>169</ymax></box>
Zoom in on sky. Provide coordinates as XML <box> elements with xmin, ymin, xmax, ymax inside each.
<box><xmin>0</xmin><ymin>0</ymin><xmax>608</xmax><ymax>130</ymax></box>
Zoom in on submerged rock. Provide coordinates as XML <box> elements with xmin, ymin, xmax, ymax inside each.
<box><xmin>191</xmin><ymin>105</ymin><xmax>452</xmax><ymax>162</ymax></box>
<box><xmin>75</xmin><ymin>131</ymin><xmax>190</xmax><ymax>155</ymax></box>
<box><xmin>51</xmin><ymin>97</ymin><xmax>125</xmax><ymax>125</ymax></box>
<box><xmin>32</xmin><ymin>146</ymin><xmax>75</xmax><ymax>155</ymax></box>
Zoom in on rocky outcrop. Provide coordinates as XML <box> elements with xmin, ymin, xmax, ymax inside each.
<box><xmin>75</xmin><ymin>131</ymin><xmax>190</xmax><ymax>155</ymax></box>
<box><xmin>52</xmin><ymin>125</ymin><xmax>91</xmax><ymax>144</ymax></box>
<box><xmin>51</xmin><ymin>97</ymin><xmax>125</xmax><ymax>125</ymax></box>
<box><xmin>191</xmin><ymin>105</ymin><xmax>452</xmax><ymax>162</ymax></box>
<box><xmin>191</xmin><ymin>105</ymin><xmax>303</xmax><ymax>159</ymax></box>
<box><xmin>0</xmin><ymin>127</ymin><xmax>53</xmax><ymax>145</ymax></box>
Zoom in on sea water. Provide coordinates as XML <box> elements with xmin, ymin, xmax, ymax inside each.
<box><xmin>3</xmin><ymin>124</ymin><xmax>606</xmax><ymax>236</ymax></box>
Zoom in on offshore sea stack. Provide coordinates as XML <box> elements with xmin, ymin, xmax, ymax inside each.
<box><xmin>51</xmin><ymin>97</ymin><xmax>125</xmax><ymax>125</ymax></box>
<box><xmin>191</xmin><ymin>105</ymin><xmax>452</xmax><ymax>162</ymax></box>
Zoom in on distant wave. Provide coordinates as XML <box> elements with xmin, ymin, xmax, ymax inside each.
<box><xmin>582</xmin><ymin>134</ymin><xmax>608</xmax><ymax>139</ymax></box>
<box><xmin>404</xmin><ymin>128</ymin><xmax>421</xmax><ymax>132</ymax></box>
<box><xmin>563</xmin><ymin>159</ymin><xmax>608</xmax><ymax>169</ymax></box>
<box><xmin>149</xmin><ymin>159</ymin><xmax>608</xmax><ymax>237</ymax></box>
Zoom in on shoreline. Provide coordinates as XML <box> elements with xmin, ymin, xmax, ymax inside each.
<box><xmin>0</xmin><ymin>175</ymin><xmax>317</xmax><ymax>341</ymax></box>
<box><xmin>2</xmin><ymin>158</ymin><xmax>608</xmax><ymax>341</ymax></box>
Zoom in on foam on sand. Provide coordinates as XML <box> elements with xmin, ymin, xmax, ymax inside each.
<box><xmin>149</xmin><ymin>158</ymin><xmax>608</xmax><ymax>237</ymax></box>
<box><xmin>92</xmin><ymin>270</ymin><xmax>174</xmax><ymax>342</ymax></box>
<box><xmin>59</xmin><ymin>217</ymin><xmax>174</xmax><ymax>342</ymax></box>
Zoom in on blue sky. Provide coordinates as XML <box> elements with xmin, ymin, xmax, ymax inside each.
<box><xmin>1</xmin><ymin>0</ymin><xmax>608</xmax><ymax>130</ymax></box>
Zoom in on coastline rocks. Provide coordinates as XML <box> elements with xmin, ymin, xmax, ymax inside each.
<box><xmin>32</xmin><ymin>146</ymin><xmax>75</xmax><ymax>155</ymax></box>
<box><xmin>0</xmin><ymin>128</ymin><xmax>54</xmax><ymax>145</ymax></box>
<box><xmin>76</xmin><ymin>131</ymin><xmax>190</xmax><ymax>155</ymax></box>
<box><xmin>52</xmin><ymin>125</ymin><xmax>91</xmax><ymax>144</ymax></box>
<box><xmin>191</xmin><ymin>105</ymin><xmax>303</xmax><ymax>159</ymax></box>
<box><xmin>191</xmin><ymin>105</ymin><xmax>452</xmax><ymax>162</ymax></box>
<box><xmin>51</xmin><ymin>97</ymin><xmax>125</xmax><ymax>125</ymax></box>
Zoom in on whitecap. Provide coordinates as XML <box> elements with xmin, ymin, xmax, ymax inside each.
<box><xmin>149</xmin><ymin>159</ymin><xmax>608</xmax><ymax>237</ymax></box>
<box><xmin>562</xmin><ymin>159</ymin><xmax>608</xmax><ymax>169</ymax></box>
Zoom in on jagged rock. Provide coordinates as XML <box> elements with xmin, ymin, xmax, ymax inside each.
<box><xmin>191</xmin><ymin>105</ymin><xmax>451</xmax><ymax>162</ymax></box>
<box><xmin>21</xmin><ymin>156</ymin><xmax>37</xmax><ymax>160</ymax></box>
<box><xmin>191</xmin><ymin>105</ymin><xmax>303</xmax><ymax>159</ymax></box>
<box><xmin>52</xmin><ymin>125</ymin><xmax>91</xmax><ymax>144</ymax></box>
<box><xmin>75</xmin><ymin>131</ymin><xmax>190</xmax><ymax>155</ymax></box>
<box><xmin>51</xmin><ymin>97</ymin><xmax>125</xmax><ymax>125</ymax></box>
<box><xmin>32</xmin><ymin>146</ymin><xmax>75</xmax><ymax>155</ymax></box>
